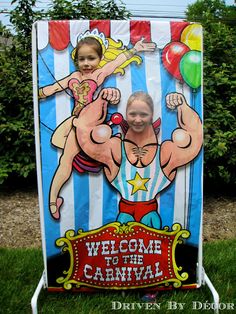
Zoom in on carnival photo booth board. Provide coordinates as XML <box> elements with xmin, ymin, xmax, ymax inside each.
<box><xmin>33</xmin><ymin>20</ymin><xmax>203</xmax><ymax>292</ymax></box>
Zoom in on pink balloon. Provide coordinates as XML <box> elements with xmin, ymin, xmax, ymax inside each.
<box><xmin>162</xmin><ymin>42</ymin><xmax>190</xmax><ymax>81</ymax></box>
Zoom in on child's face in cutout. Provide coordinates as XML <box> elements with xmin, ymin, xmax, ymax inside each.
<box><xmin>126</xmin><ymin>99</ymin><xmax>153</xmax><ymax>133</ymax></box>
<box><xmin>77</xmin><ymin>44</ymin><xmax>101</xmax><ymax>75</ymax></box>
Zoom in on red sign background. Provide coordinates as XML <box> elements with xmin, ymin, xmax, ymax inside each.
<box><xmin>56</xmin><ymin>223</ymin><xmax>190</xmax><ymax>290</ymax></box>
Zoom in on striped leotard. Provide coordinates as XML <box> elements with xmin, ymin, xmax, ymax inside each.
<box><xmin>110</xmin><ymin>140</ymin><xmax>171</xmax><ymax>228</ymax></box>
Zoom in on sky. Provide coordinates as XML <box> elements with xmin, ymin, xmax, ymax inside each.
<box><xmin>123</xmin><ymin>0</ymin><xmax>234</xmax><ymax>19</ymax></box>
<box><xmin>0</xmin><ymin>0</ymin><xmax>235</xmax><ymax>29</ymax></box>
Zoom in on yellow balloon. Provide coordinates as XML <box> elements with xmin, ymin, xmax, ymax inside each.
<box><xmin>181</xmin><ymin>24</ymin><xmax>202</xmax><ymax>51</ymax></box>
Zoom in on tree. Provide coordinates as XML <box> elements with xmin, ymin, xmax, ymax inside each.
<box><xmin>0</xmin><ymin>0</ymin><xmax>130</xmax><ymax>185</ymax></box>
<box><xmin>47</xmin><ymin>0</ymin><xmax>130</xmax><ymax>20</ymax></box>
<box><xmin>186</xmin><ymin>0</ymin><xmax>236</xmax><ymax>25</ymax></box>
<box><xmin>0</xmin><ymin>25</ymin><xmax>35</xmax><ymax>184</ymax></box>
<box><xmin>186</xmin><ymin>0</ymin><xmax>236</xmax><ymax>192</ymax></box>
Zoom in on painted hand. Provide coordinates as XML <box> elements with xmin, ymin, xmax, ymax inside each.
<box><xmin>134</xmin><ymin>38</ymin><xmax>156</xmax><ymax>52</ymax></box>
<box><xmin>166</xmin><ymin>93</ymin><xmax>187</xmax><ymax>110</ymax></box>
<box><xmin>100</xmin><ymin>88</ymin><xmax>121</xmax><ymax>105</ymax></box>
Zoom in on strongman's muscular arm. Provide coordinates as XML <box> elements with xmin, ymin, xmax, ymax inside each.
<box><xmin>161</xmin><ymin>93</ymin><xmax>203</xmax><ymax>181</ymax></box>
<box><xmin>73</xmin><ymin>88</ymin><xmax>121</xmax><ymax>180</ymax></box>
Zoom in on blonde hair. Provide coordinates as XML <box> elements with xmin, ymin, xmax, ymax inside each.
<box><xmin>127</xmin><ymin>91</ymin><xmax>154</xmax><ymax>114</ymax></box>
<box><xmin>71</xmin><ymin>35</ymin><xmax>142</xmax><ymax>75</ymax></box>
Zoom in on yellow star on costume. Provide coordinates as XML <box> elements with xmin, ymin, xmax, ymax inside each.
<box><xmin>127</xmin><ymin>172</ymin><xmax>150</xmax><ymax>195</ymax></box>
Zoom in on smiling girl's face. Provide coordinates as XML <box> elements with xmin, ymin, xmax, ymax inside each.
<box><xmin>77</xmin><ymin>44</ymin><xmax>101</xmax><ymax>75</ymax></box>
<box><xmin>126</xmin><ymin>99</ymin><xmax>153</xmax><ymax>133</ymax></box>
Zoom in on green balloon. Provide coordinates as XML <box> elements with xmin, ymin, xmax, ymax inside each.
<box><xmin>180</xmin><ymin>50</ymin><xmax>202</xmax><ymax>89</ymax></box>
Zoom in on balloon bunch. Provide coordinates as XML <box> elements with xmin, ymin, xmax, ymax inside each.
<box><xmin>162</xmin><ymin>24</ymin><xmax>202</xmax><ymax>90</ymax></box>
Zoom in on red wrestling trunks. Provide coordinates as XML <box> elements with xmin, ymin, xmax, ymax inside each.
<box><xmin>119</xmin><ymin>198</ymin><xmax>158</xmax><ymax>222</ymax></box>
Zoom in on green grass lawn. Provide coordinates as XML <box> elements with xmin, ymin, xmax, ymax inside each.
<box><xmin>0</xmin><ymin>239</ymin><xmax>235</xmax><ymax>314</ymax></box>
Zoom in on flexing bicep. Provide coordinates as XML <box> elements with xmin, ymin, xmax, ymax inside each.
<box><xmin>162</xmin><ymin>92</ymin><xmax>203</xmax><ymax>179</ymax></box>
<box><xmin>161</xmin><ymin>127</ymin><xmax>202</xmax><ymax>180</ymax></box>
<box><xmin>74</xmin><ymin>118</ymin><xmax>121</xmax><ymax>169</ymax></box>
<box><xmin>72</xmin><ymin>87</ymin><xmax>121</xmax><ymax>167</ymax></box>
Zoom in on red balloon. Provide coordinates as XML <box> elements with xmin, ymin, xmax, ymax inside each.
<box><xmin>162</xmin><ymin>42</ymin><xmax>190</xmax><ymax>81</ymax></box>
<box><xmin>111</xmin><ymin>112</ymin><xmax>123</xmax><ymax>125</ymax></box>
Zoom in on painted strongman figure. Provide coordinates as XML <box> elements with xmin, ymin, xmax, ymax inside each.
<box><xmin>73</xmin><ymin>88</ymin><xmax>203</xmax><ymax>229</ymax></box>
